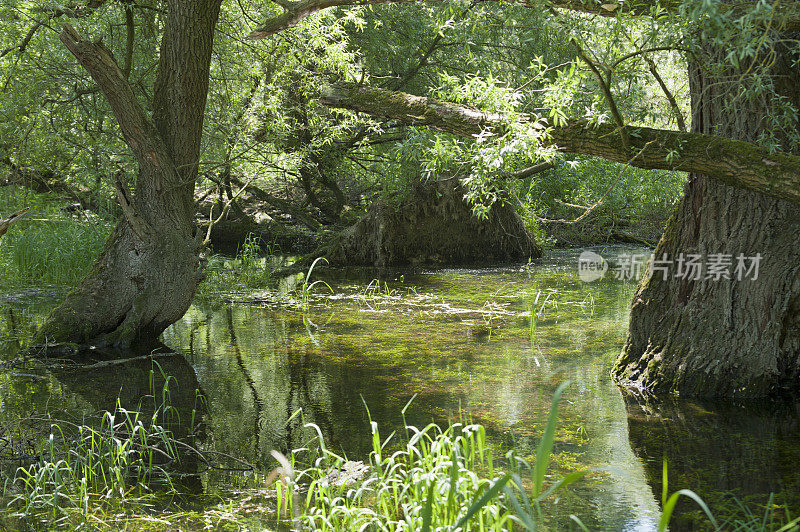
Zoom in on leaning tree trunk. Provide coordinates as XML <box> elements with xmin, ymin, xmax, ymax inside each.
<box><xmin>614</xmin><ymin>39</ymin><xmax>800</xmax><ymax>397</ymax></box>
<box><xmin>36</xmin><ymin>0</ymin><xmax>222</xmax><ymax>348</ymax></box>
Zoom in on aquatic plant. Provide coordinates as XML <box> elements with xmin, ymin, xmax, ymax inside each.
<box><xmin>299</xmin><ymin>256</ymin><xmax>333</xmax><ymax>311</ymax></box>
<box><xmin>658</xmin><ymin>461</ymin><xmax>800</xmax><ymax>532</ymax></box>
<box><xmin>0</xmin><ymin>363</ymin><xmax>200</xmax><ymax>527</ymax></box>
<box><xmin>269</xmin><ymin>382</ymin><xmax>594</xmax><ymax>531</ymax></box>
<box><xmin>2</xmin><ymin>371</ymin><xmax>795</xmax><ymax>531</ymax></box>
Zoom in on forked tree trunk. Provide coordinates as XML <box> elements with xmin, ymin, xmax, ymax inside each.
<box><xmin>614</xmin><ymin>41</ymin><xmax>800</xmax><ymax>398</ymax></box>
<box><xmin>36</xmin><ymin>0</ymin><xmax>222</xmax><ymax>348</ymax></box>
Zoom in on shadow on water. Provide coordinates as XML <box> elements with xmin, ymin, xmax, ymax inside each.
<box><xmin>0</xmin><ymin>338</ymin><xmax>207</xmax><ymax>494</ymax></box>
<box><xmin>52</xmin><ymin>347</ymin><xmax>208</xmax><ymax>493</ymax></box>
<box><xmin>624</xmin><ymin>394</ymin><xmax>800</xmax><ymax>530</ymax></box>
<box><xmin>1</xmin><ymin>247</ymin><xmax>799</xmax><ymax>528</ymax></box>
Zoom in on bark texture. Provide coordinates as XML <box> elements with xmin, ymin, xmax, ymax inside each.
<box><xmin>320</xmin><ymin>82</ymin><xmax>800</xmax><ymax>207</ymax></box>
<box><xmin>614</xmin><ymin>39</ymin><xmax>800</xmax><ymax>397</ymax></box>
<box><xmin>328</xmin><ymin>180</ymin><xmax>540</xmax><ymax>267</ymax></box>
<box><xmin>37</xmin><ymin>0</ymin><xmax>221</xmax><ymax>347</ymax></box>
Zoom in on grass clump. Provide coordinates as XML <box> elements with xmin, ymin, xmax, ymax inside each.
<box><xmin>0</xmin><ymin>364</ymin><xmax>196</xmax><ymax>529</ymax></box>
<box><xmin>0</xmin><ymin>188</ymin><xmax>111</xmax><ymax>287</ymax></box>
<box><xmin>298</xmin><ymin>420</ymin><xmax>511</xmax><ymax>530</ymax></box>
<box><xmin>282</xmin><ymin>384</ymin><xmax>593</xmax><ymax>531</ymax></box>
<box><xmin>5</xmin><ymin>405</ymin><xmax>179</xmax><ymax>524</ymax></box>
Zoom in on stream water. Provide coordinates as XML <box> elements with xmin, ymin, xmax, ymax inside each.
<box><xmin>1</xmin><ymin>247</ymin><xmax>799</xmax><ymax>530</ymax></box>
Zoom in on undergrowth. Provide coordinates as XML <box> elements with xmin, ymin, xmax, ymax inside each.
<box><xmin>1</xmin><ymin>376</ymin><xmax>796</xmax><ymax>531</ymax></box>
<box><xmin>0</xmin><ymin>188</ymin><xmax>111</xmax><ymax>287</ymax></box>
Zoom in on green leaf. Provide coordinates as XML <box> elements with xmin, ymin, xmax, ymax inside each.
<box><xmin>658</xmin><ymin>489</ymin><xmax>718</xmax><ymax>532</ymax></box>
<box><xmin>454</xmin><ymin>473</ymin><xmax>512</xmax><ymax>529</ymax></box>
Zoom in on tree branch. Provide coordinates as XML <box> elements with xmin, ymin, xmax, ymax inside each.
<box><xmin>248</xmin><ymin>0</ymin><xmax>800</xmax><ymax>39</ymax></box>
<box><xmin>248</xmin><ymin>0</ymin><xmax>420</xmax><ymax>39</ymax></box>
<box><xmin>1</xmin><ymin>156</ymin><xmax>100</xmax><ymax>210</ymax></box>
<box><xmin>122</xmin><ymin>1</ymin><xmax>135</xmax><ymax>80</ymax></box>
<box><xmin>59</xmin><ymin>24</ymin><xmax>180</xmax><ymax>189</ymax></box>
<box><xmin>508</xmin><ymin>162</ymin><xmax>555</xmax><ymax>179</ymax></box>
<box><xmin>1</xmin><ymin>0</ymin><xmax>109</xmax><ymax>59</ymax></box>
<box><xmin>643</xmin><ymin>54</ymin><xmax>686</xmax><ymax>132</ymax></box>
<box><xmin>573</xmin><ymin>38</ymin><xmax>629</xmax><ymax>150</ymax></box>
<box><xmin>319</xmin><ymin>82</ymin><xmax>800</xmax><ymax>206</ymax></box>
<box><xmin>0</xmin><ymin>208</ymin><xmax>29</xmax><ymax>240</ymax></box>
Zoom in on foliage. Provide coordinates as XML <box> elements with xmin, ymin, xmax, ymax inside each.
<box><xmin>516</xmin><ymin>157</ymin><xmax>686</xmax><ymax>245</ymax></box>
<box><xmin>0</xmin><ymin>188</ymin><xmax>111</xmax><ymax>287</ymax></box>
<box><xmin>0</xmin><ymin>0</ymin><xmax>699</xmax><ymax>245</ymax></box>
<box><xmin>0</xmin><ymin>364</ymin><xmax>191</xmax><ymax>527</ymax></box>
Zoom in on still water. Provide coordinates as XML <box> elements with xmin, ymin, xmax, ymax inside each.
<box><xmin>1</xmin><ymin>247</ymin><xmax>798</xmax><ymax>530</ymax></box>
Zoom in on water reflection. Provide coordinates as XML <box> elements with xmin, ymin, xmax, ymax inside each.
<box><xmin>624</xmin><ymin>394</ymin><xmax>800</xmax><ymax>530</ymax></box>
<box><xmin>160</xmin><ymin>248</ymin><xmax>663</xmax><ymax>528</ymax></box>
<box><xmin>1</xmin><ymin>248</ymin><xmax>798</xmax><ymax>528</ymax></box>
<box><xmin>55</xmin><ymin>347</ymin><xmax>207</xmax><ymax>491</ymax></box>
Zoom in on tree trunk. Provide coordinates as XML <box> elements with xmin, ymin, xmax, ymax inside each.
<box><xmin>328</xmin><ymin>179</ymin><xmax>540</xmax><ymax>267</ymax></box>
<box><xmin>320</xmin><ymin>82</ymin><xmax>800</xmax><ymax>207</ymax></box>
<box><xmin>614</xmin><ymin>40</ymin><xmax>800</xmax><ymax>398</ymax></box>
<box><xmin>36</xmin><ymin>0</ymin><xmax>221</xmax><ymax>348</ymax></box>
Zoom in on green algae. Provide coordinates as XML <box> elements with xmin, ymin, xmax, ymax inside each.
<box><xmin>1</xmin><ymin>247</ymin><xmax>799</xmax><ymax>529</ymax></box>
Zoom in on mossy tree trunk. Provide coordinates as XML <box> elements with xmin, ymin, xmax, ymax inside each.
<box><xmin>613</xmin><ymin>40</ymin><xmax>800</xmax><ymax>398</ymax></box>
<box><xmin>36</xmin><ymin>0</ymin><xmax>222</xmax><ymax>348</ymax></box>
<box><xmin>328</xmin><ymin>179</ymin><xmax>540</xmax><ymax>267</ymax></box>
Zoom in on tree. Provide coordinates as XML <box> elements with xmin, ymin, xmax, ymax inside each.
<box><xmin>34</xmin><ymin>0</ymin><xmax>222</xmax><ymax>347</ymax></box>
<box><xmin>614</xmin><ymin>12</ymin><xmax>800</xmax><ymax>398</ymax></box>
<box><xmin>254</xmin><ymin>1</ymin><xmax>800</xmax><ymax>398</ymax></box>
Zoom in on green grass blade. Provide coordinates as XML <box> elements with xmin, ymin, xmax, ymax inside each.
<box><xmin>570</xmin><ymin>514</ymin><xmax>590</xmax><ymax>531</ymax></box>
<box><xmin>502</xmin><ymin>483</ymin><xmax>536</xmax><ymax>531</ymax></box>
<box><xmin>533</xmin><ymin>381</ymin><xmax>572</xmax><ymax>496</ymax></box>
<box><xmin>775</xmin><ymin>517</ymin><xmax>800</xmax><ymax>532</ymax></box>
<box><xmin>421</xmin><ymin>479</ymin><xmax>435</xmax><ymax>532</ymax></box>
<box><xmin>534</xmin><ymin>469</ymin><xmax>596</xmax><ymax>502</ymax></box>
<box><xmin>658</xmin><ymin>489</ymin><xmax>718</xmax><ymax>532</ymax></box>
<box><xmin>446</xmin><ymin>450</ymin><xmax>458</xmax><ymax>521</ymax></box>
<box><xmin>455</xmin><ymin>473</ymin><xmax>512</xmax><ymax>529</ymax></box>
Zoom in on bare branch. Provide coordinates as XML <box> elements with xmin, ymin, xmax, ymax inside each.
<box><xmin>643</xmin><ymin>55</ymin><xmax>687</xmax><ymax>132</ymax></box>
<box><xmin>573</xmin><ymin>38</ymin><xmax>630</xmax><ymax>150</ymax></box>
<box><xmin>508</xmin><ymin>162</ymin><xmax>555</xmax><ymax>179</ymax></box>
<box><xmin>202</xmin><ymin>176</ymin><xmax>255</xmax><ymax>246</ymax></box>
<box><xmin>122</xmin><ymin>1</ymin><xmax>135</xmax><ymax>80</ymax></box>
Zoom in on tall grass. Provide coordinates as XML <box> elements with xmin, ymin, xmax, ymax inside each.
<box><xmin>1</xmin><ymin>219</ymin><xmax>110</xmax><ymax>286</ymax></box>
<box><xmin>1</xmin><ymin>364</ymin><xmax>188</xmax><ymax>526</ymax></box>
<box><xmin>297</xmin><ymin>418</ymin><xmax>512</xmax><ymax>530</ymax></box>
<box><xmin>200</xmin><ymin>233</ymin><xmax>280</xmax><ymax>295</ymax></box>
<box><xmin>3</xmin><ymin>374</ymin><xmax>796</xmax><ymax>531</ymax></box>
<box><xmin>275</xmin><ymin>383</ymin><xmax>592</xmax><ymax>531</ymax></box>
<box><xmin>0</xmin><ymin>189</ymin><xmax>111</xmax><ymax>286</ymax></box>
<box><xmin>8</xmin><ymin>404</ymin><xmax>179</xmax><ymax>520</ymax></box>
